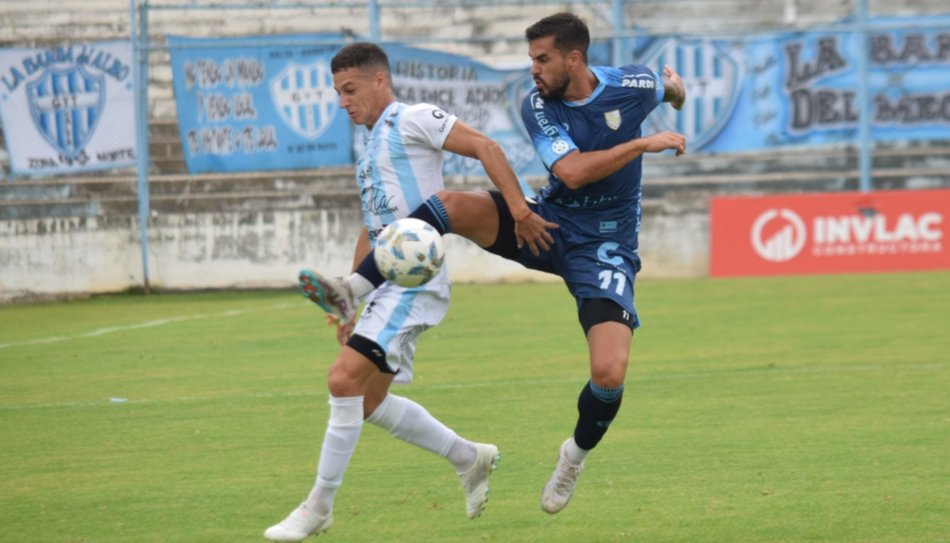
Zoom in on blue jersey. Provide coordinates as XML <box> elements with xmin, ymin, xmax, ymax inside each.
<box><xmin>521</xmin><ymin>64</ymin><xmax>664</xmax><ymax>240</ymax></box>
<box><xmin>511</xmin><ymin>65</ymin><xmax>664</xmax><ymax>324</ymax></box>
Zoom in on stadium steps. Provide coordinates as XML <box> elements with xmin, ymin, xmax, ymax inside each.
<box><xmin>643</xmin><ymin>142</ymin><xmax>950</xmax><ymax>202</ymax></box>
<box><xmin>2</xmin><ymin>142</ymin><xmax>948</xmax><ymax>220</ymax></box>
<box><xmin>0</xmin><ymin>168</ymin><xmax>356</xmax><ymax>220</ymax></box>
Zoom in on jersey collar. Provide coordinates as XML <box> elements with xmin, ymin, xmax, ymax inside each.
<box><xmin>564</xmin><ymin>66</ymin><xmax>607</xmax><ymax>107</ymax></box>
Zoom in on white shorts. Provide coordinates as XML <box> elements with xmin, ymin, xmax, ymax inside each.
<box><xmin>351</xmin><ymin>267</ymin><xmax>450</xmax><ymax>384</ymax></box>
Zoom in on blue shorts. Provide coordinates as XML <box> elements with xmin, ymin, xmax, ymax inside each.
<box><xmin>486</xmin><ymin>192</ymin><xmax>641</xmax><ymax>329</ymax></box>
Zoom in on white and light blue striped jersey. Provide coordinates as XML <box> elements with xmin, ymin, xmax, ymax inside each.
<box><xmin>353</xmin><ymin>101</ymin><xmax>457</xmax><ymax>246</ymax></box>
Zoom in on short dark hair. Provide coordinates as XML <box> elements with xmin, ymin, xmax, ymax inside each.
<box><xmin>525</xmin><ymin>12</ymin><xmax>590</xmax><ymax>62</ymax></box>
<box><xmin>331</xmin><ymin>42</ymin><xmax>391</xmax><ymax>75</ymax></box>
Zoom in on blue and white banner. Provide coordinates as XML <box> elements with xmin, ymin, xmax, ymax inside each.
<box><xmin>370</xmin><ymin>43</ymin><xmax>544</xmax><ymax>177</ymax></box>
<box><xmin>625</xmin><ymin>15</ymin><xmax>950</xmax><ymax>152</ymax></box>
<box><xmin>0</xmin><ymin>40</ymin><xmax>136</xmax><ymax>176</ymax></box>
<box><xmin>167</xmin><ymin>34</ymin><xmax>351</xmax><ymax>173</ymax></box>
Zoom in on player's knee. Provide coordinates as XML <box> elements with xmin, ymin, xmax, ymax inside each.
<box><xmin>326</xmin><ymin>361</ymin><xmax>361</xmax><ymax>397</ymax></box>
<box><xmin>590</xmin><ymin>347</ymin><xmax>628</xmax><ymax>386</ymax></box>
<box><xmin>590</xmin><ymin>366</ymin><xmax>627</xmax><ymax>390</ymax></box>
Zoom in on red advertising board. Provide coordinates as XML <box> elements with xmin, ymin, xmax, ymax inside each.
<box><xmin>710</xmin><ymin>189</ymin><xmax>950</xmax><ymax>277</ymax></box>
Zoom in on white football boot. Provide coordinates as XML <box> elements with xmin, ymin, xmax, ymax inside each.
<box><xmin>458</xmin><ymin>443</ymin><xmax>501</xmax><ymax>519</ymax></box>
<box><xmin>298</xmin><ymin>269</ymin><xmax>356</xmax><ymax>324</ymax></box>
<box><xmin>264</xmin><ymin>503</ymin><xmax>332</xmax><ymax>542</ymax></box>
<box><xmin>540</xmin><ymin>438</ymin><xmax>585</xmax><ymax>514</ymax></box>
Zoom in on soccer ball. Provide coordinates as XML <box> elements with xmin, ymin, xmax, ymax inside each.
<box><xmin>374</xmin><ymin>218</ymin><xmax>445</xmax><ymax>288</ymax></box>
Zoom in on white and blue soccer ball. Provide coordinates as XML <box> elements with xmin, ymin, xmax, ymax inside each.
<box><xmin>374</xmin><ymin>218</ymin><xmax>445</xmax><ymax>288</ymax></box>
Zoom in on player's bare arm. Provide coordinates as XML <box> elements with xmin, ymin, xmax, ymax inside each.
<box><xmin>442</xmin><ymin>120</ymin><xmax>558</xmax><ymax>255</ymax></box>
<box><xmin>552</xmin><ymin>131</ymin><xmax>686</xmax><ymax>190</ymax></box>
<box><xmin>662</xmin><ymin>65</ymin><xmax>686</xmax><ymax>110</ymax></box>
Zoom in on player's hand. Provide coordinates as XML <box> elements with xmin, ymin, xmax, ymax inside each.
<box><xmin>515</xmin><ymin>211</ymin><xmax>559</xmax><ymax>256</ymax></box>
<box><xmin>643</xmin><ymin>131</ymin><xmax>687</xmax><ymax>157</ymax></box>
<box><xmin>326</xmin><ymin>314</ymin><xmax>355</xmax><ymax>346</ymax></box>
<box><xmin>663</xmin><ymin>65</ymin><xmax>686</xmax><ymax>110</ymax></box>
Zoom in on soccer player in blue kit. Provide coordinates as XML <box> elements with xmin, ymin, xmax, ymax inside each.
<box><xmin>303</xmin><ymin>12</ymin><xmax>686</xmax><ymax>514</ymax></box>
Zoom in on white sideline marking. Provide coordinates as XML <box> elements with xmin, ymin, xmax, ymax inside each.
<box><xmin>0</xmin><ymin>362</ymin><xmax>944</xmax><ymax>412</ymax></box>
<box><xmin>0</xmin><ymin>302</ymin><xmax>298</xmax><ymax>350</ymax></box>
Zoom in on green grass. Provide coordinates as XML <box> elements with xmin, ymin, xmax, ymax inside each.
<box><xmin>1</xmin><ymin>272</ymin><xmax>948</xmax><ymax>543</ymax></box>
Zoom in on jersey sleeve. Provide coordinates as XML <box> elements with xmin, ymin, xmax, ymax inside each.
<box><xmin>400</xmin><ymin>103</ymin><xmax>458</xmax><ymax>150</ymax></box>
<box><xmin>619</xmin><ymin>64</ymin><xmax>665</xmax><ymax>116</ymax></box>
<box><xmin>520</xmin><ymin>91</ymin><xmax>579</xmax><ymax>171</ymax></box>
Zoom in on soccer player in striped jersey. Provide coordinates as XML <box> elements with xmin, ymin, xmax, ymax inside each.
<box><xmin>264</xmin><ymin>43</ymin><xmax>556</xmax><ymax>542</ymax></box>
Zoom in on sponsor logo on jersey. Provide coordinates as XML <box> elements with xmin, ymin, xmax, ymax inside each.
<box><xmin>604</xmin><ymin>109</ymin><xmax>622</xmax><ymax>130</ymax></box>
<box><xmin>532</xmin><ymin>93</ymin><xmax>544</xmax><ymax>110</ymax></box>
<box><xmin>431</xmin><ymin>108</ymin><xmax>450</xmax><ymax>132</ymax></box>
<box><xmin>620</xmin><ymin>74</ymin><xmax>656</xmax><ymax>89</ymax></box>
<box><xmin>27</xmin><ymin>65</ymin><xmax>104</xmax><ymax>158</ymax></box>
<box><xmin>639</xmin><ymin>37</ymin><xmax>741</xmax><ymax>150</ymax></box>
<box><xmin>270</xmin><ymin>60</ymin><xmax>338</xmax><ymax>139</ymax></box>
<box><xmin>551</xmin><ymin>138</ymin><xmax>570</xmax><ymax>155</ymax></box>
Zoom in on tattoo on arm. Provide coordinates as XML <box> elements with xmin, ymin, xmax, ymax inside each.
<box><xmin>663</xmin><ymin>73</ymin><xmax>686</xmax><ymax>110</ymax></box>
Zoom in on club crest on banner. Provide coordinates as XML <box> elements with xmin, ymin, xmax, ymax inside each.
<box><xmin>27</xmin><ymin>65</ymin><xmax>105</xmax><ymax>159</ymax></box>
<box><xmin>640</xmin><ymin>37</ymin><xmax>741</xmax><ymax>150</ymax></box>
<box><xmin>270</xmin><ymin>60</ymin><xmax>338</xmax><ymax>139</ymax></box>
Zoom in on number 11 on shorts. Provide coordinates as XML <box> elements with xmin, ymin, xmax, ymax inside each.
<box><xmin>598</xmin><ymin>270</ymin><xmax>626</xmax><ymax>295</ymax></box>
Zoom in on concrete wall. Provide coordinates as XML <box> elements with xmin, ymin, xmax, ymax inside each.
<box><xmin>0</xmin><ymin>202</ymin><xmax>707</xmax><ymax>303</ymax></box>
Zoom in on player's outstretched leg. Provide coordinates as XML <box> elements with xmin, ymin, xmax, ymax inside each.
<box><xmin>458</xmin><ymin>443</ymin><xmax>501</xmax><ymax>519</ymax></box>
<box><xmin>540</xmin><ymin>438</ymin><xmax>586</xmax><ymax>514</ymax></box>
<box><xmin>298</xmin><ymin>269</ymin><xmax>356</xmax><ymax>324</ymax></box>
<box><xmin>263</xmin><ymin>502</ymin><xmax>332</xmax><ymax>541</ymax></box>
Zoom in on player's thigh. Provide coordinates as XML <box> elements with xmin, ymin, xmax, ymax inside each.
<box><xmin>327</xmin><ymin>346</ymin><xmax>387</xmax><ymax>397</ymax></box>
<box><xmin>560</xmin><ymin>242</ymin><xmax>641</xmax><ymax>326</ymax></box>
<box><xmin>352</xmin><ymin>282</ymin><xmax>449</xmax><ymax>384</ymax></box>
<box><xmin>437</xmin><ymin>190</ymin><xmax>499</xmax><ymax>247</ymax></box>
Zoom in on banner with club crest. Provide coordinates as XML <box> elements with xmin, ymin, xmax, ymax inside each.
<box><xmin>0</xmin><ymin>40</ymin><xmax>136</xmax><ymax>176</ymax></box>
<box><xmin>166</xmin><ymin>13</ymin><xmax>948</xmax><ymax>174</ymax></box>
<box><xmin>167</xmin><ymin>34</ymin><xmax>353</xmax><ymax>173</ymax></box>
<box><xmin>619</xmin><ymin>14</ymin><xmax>950</xmax><ymax>153</ymax></box>
<box><xmin>380</xmin><ymin>43</ymin><xmax>544</xmax><ymax>178</ymax></box>
<box><xmin>167</xmin><ymin>35</ymin><xmax>544</xmax><ymax>177</ymax></box>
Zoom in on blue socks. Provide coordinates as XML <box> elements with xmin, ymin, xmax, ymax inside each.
<box><xmin>573</xmin><ymin>380</ymin><xmax>624</xmax><ymax>450</ymax></box>
<box><xmin>413</xmin><ymin>195</ymin><xmax>451</xmax><ymax>236</ymax></box>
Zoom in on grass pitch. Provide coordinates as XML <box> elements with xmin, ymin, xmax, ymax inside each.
<box><xmin>1</xmin><ymin>272</ymin><xmax>948</xmax><ymax>542</ymax></box>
